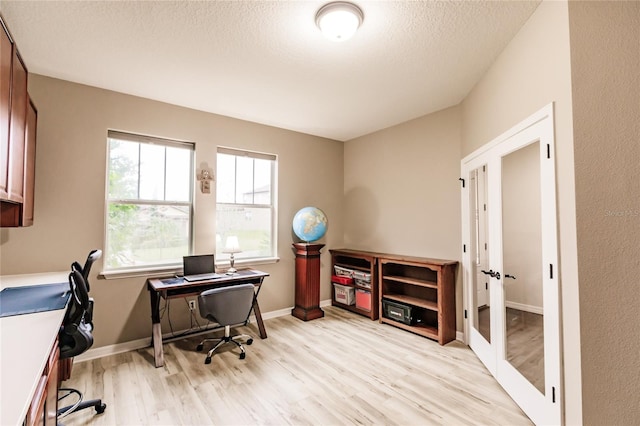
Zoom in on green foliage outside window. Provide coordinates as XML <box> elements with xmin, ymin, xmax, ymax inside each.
<box><xmin>105</xmin><ymin>134</ymin><xmax>193</xmax><ymax>271</ymax></box>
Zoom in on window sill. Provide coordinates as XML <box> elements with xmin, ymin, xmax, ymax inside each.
<box><xmin>99</xmin><ymin>257</ymin><xmax>280</xmax><ymax>280</ymax></box>
<box><xmin>99</xmin><ymin>265</ymin><xmax>181</xmax><ymax>280</ymax></box>
<box><xmin>223</xmin><ymin>257</ymin><xmax>280</xmax><ymax>268</ymax></box>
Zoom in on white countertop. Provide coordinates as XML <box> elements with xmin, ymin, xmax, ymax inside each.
<box><xmin>0</xmin><ymin>272</ymin><xmax>69</xmax><ymax>426</ymax></box>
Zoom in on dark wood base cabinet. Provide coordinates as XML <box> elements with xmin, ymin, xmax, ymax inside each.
<box><xmin>379</xmin><ymin>255</ymin><xmax>457</xmax><ymax>345</ymax></box>
<box><xmin>25</xmin><ymin>337</ymin><xmax>59</xmax><ymax>426</ymax></box>
<box><xmin>329</xmin><ymin>249</ymin><xmax>378</xmax><ymax>320</ymax></box>
<box><xmin>329</xmin><ymin>249</ymin><xmax>458</xmax><ymax>345</ymax></box>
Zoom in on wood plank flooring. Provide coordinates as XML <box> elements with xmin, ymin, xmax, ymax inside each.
<box><xmin>60</xmin><ymin>306</ymin><xmax>532</xmax><ymax>425</ymax></box>
<box><xmin>505</xmin><ymin>308</ymin><xmax>544</xmax><ymax>394</ymax></box>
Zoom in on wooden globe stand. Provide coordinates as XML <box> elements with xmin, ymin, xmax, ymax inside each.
<box><xmin>291</xmin><ymin>243</ymin><xmax>325</xmax><ymax>321</ymax></box>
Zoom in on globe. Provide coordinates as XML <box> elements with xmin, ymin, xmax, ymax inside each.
<box><xmin>292</xmin><ymin>207</ymin><xmax>328</xmax><ymax>243</ymax></box>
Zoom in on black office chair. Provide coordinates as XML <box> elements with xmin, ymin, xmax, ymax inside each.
<box><xmin>58</xmin><ymin>250</ymin><xmax>106</xmax><ymax>419</ymax></box>
<box><xmin>196</xmin><ymin>283</ymin><xmax>255</xmax><ymax>364</ymax></box>
<box><xmin>70</xmin><ymin>249</ymin><xmax>100</xmax><ymax>324</ymax></box>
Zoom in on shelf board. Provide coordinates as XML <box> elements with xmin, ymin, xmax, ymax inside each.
<box><xmin>354</xmin><ymin>284</ymin><xmax>372</xmax><ymax>291</ymax></box>
<box><xmin>332</xmin><ymin>300</ymin><xmax>374</xmax><ymax>318</ymax></box>
<box><xmin>383</xmin><ymin>294</ymin><xmax>438</xmax><ymax>311</ymax></box>
<box><xmin>380</xmin><ymin>317</ymin><xmax>438</xmax><ymax>340</ymax></box>
<box><xmin>331</xmin><ymin>282</ymin><xmax>372</xmax><ymax>291</ymax></box>
<box><xmin>333</xmin><ymin>262</ymin><xmax>371</xmax><ymax>272</ymax></box>
<box><xmin>382</xmin><ymin>275</ymin><xmax>438</xmax><ymax>289</ymax></box>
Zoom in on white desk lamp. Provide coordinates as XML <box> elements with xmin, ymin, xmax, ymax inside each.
<box><xmin>223</xmin><ymin>236</ymin><xmax>241</xmax><ymax>275</ymax></box>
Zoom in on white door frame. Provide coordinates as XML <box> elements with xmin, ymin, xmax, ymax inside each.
<box><xmin>461</xmin><ymin>103</ymin><xmax>562</xmax><ymax>425</ymax></box>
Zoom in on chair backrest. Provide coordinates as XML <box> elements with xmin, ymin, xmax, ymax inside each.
<box><xmin>59</xmin><ymin>249</ymin><xmax>102</xmax><ymax>359</ymax></box>
<box><xmin>71</xmin><ymin>249</ymin><xmax>102</xmax><ymax>291</ymax></box>
<box><xmin>59</xmin><ymin>269</ymin><xmax>94</xmax><ymax>359</ymax></box>
<box><xmin>198</xmin><ymin>283</ymin><xmax>255</xmax><ymax>326</ymax></box>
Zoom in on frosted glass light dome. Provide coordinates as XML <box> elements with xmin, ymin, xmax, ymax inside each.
<box><xmin>316</xmin><ymin>2</ymin><xmax>364</xmax><ymax>42</ymax></box>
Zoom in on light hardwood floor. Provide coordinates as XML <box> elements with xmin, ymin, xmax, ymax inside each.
<box><xmin>61</xmin><ymin>306</ymin><xmax>532</xmax><ymax>425</ymax></box>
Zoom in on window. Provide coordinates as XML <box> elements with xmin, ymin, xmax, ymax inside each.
<box><xmin>216</xmin><ymin>147</ymin><xmax>276</xmax><ymax>263</ymax></box>
<box><xmin>105</xmin><ymin>131</ymin><xmax>194</xmax><ymax>271</ymax></box>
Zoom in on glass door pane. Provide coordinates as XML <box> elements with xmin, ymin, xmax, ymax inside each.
<box><xmin>501</xmin><ymin>141</ymin><xmax>545</xmax><ymax>394</ymax></box>
<box><xmin>470</xmin><ymin>165</ymin><xmax>491</xmax><ymax>343</ymax></box>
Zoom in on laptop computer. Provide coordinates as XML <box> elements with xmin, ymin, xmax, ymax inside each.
<box><xmin>182</xmin><ymin>254</ymin><xmax>223</xmax><ymax>281</ymax></box>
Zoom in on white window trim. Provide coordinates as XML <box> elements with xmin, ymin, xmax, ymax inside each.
<box><xmin>216</xmin><ymin>146</ymin><xmax>278</xmax><ymax>263</ymax></box>
<box><xmin>103</xmin><ymin>130</ymin><xmax>195</xmax><ymax>274</ymax></box>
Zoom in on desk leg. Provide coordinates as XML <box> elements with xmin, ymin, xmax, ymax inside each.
<box><xmin>149</xmin><ymin>289</ymin><xmax>164</xmax><ymax>368</ymax></box>
<box><xmin>252</xmin><ymin>299</ymin><xmax>267</xmax><ymax>339</ymax></box>
<box><xmin>152</xmin><ymin>323</ymin><xmax>164</xmax><ymax>368</ymax></box>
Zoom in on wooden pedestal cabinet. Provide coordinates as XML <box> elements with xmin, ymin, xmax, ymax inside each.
<box><xmin>291</xmin><ymin>243</ymin><xmax>325</xmax><ymax>321</ymax></box>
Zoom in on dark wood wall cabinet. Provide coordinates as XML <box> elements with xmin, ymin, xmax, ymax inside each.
<box><xmin>1</xmin><ymin>14</ymin><xmax>37</xmax><ymax>227</ymax></box>
<box><xmin>330</xmin><ymin>249</ymin><xmax>458</xmax><ymax>345</ymax></box>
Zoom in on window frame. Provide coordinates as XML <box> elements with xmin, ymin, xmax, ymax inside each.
<box><xmin>216</xmin><ymin>146</ymin><xmax>278</xmax><ymax>264</ymax></box>
<box><xmin>103</xmin><ymin>130</ymin><xmax>195</xmax><ymax>276</ymax></box>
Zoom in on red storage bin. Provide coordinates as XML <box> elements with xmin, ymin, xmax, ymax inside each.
<box><xmin>331</xmin><ymin>275</ymin><xmax>353</xmax><ymax>285</ymax></box>
<box><xmin>355</xmin><ymin>289</ymin><xmax>371</xmax><ymax>311</ymax></box>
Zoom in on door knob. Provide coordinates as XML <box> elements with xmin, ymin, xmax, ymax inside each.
<box><xmin>481</xmin><ymin>269</ymin><xmax>501</xmax><ymax>279</ymax></box>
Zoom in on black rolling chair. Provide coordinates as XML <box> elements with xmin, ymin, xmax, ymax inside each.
<box><xmin>70</xmin><ymin>249</ymin><xmax>100</xmax><ymax>324</ymax></box>
<box><xmin>57</xmin><ymin>250</ymin><xmax>106</xmax><ymax>420</ymax></box>
<box><xmin>196</xmin><ymin>283</ymin><xmax>256</xmax><ymax>364</ymax></box>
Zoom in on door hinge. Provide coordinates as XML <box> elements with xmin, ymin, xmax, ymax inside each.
<box><xmin>552</xmin><ymin>386</ymin><xmax>556</xmax><ymax>403</ymax></box>
<box><xmin>485</xmin><ymin>282</ymin><xmax>488</xmax><ymax>290</ymax></box>
<box><xmin>464</xmin><ymin>309</ymin><xmax>468</xmax><ymax>319</ymax></box>
<box><xmin>459</xmin><ymin>178</ymin><xmax>465</xmax><ymax>188</ymax></box>
<box><xmin>550</xmin><ymin>263</ymin><xmax>554</xmax><ymax>279</ymax></box>
<box><xmin>463</xmin><ymin>244</ymin><xmax>466</xmax><ymax>253</ymax></box>
<box><xmin>547</xmin><ymin>144</ymin><xmax>551</xmax><ymax>159</ymax></box>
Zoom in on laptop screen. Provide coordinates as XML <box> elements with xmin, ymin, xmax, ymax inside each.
<box><xmin>183</xmin><ymin>254</ymin><xmax>215</xmax><ymax>276</ymax></box>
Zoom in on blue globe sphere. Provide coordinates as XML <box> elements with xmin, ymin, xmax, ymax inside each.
<box><xmin>292</xmin><ymin>207</ymin><xmax>328</xmax><ymax>242</ymax></box>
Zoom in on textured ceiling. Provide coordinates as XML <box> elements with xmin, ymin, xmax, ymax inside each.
<box><xmin>0</xmin><ymin>1</ymin><xmax>540</xmax><ymax>141</ymax></box>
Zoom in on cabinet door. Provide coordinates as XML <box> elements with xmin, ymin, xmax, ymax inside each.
<box><xmin>7</xmin><ymin>48</ymin><xmax>27</xmax><ymax>202</ymax></box>
<box><xmin>0</xmin><ymin>22</ymin><xmax>12</xmax><ymax>200</ymax></box>
<box><xmin>44</xmin><ymin>346</ymin><xmax>59</xmax><ymax>425</ymax></box>
<box><xmin>22</xmin><ymin>98</ymin><xmax>37</xmax><ymax>226</ymax></box>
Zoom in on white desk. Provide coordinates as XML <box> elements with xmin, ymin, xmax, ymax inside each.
<box><xmin>0</xmin><ymin>272</ymin><xmax>69</xmax><ymax>426</ymax></box>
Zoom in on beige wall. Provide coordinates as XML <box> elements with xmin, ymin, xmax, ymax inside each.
<box><xmin>462</xmin><ymin>1</ymin><xmax>582</xmax><ymax>423</ymax></box>
<box><xmin>0</xmin><ymin>75</ymin><xmax>345</xmax><ymax>347</ymax></box>
<box><xmin>568</xmin><ymin>1</ymin><xmax>640</xmax><ymax>424</ymax></box>
<box><xmin>343</xmin><ymin>105</ymin><xmax>463</xmax><ymax>321</ymax></box>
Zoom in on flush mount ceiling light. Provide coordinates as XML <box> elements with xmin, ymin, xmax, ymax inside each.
<box><xmin>315</xmin><ymin>2</ymin><xmax>364</xmax><ymax>42</ymax></box>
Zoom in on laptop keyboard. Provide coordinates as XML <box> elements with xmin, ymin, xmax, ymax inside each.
<box><xmin>183</xmin><ymin>273</ymin><xmax>225</xmax><ymax>282</ymax></box>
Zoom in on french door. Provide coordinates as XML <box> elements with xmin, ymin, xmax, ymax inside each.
<box><xmin>461</xmin><ymin>104</ymin><xmax>561</xmax><ymax>425</ymax></box>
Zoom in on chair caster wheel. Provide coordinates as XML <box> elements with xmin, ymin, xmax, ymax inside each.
<box><xmin>247</xmin><ymin>338</ymin><xmax>253</xmax><ymax>345</ymax></box>
<box><xmin>196</xmin><ymin>344</ymin><xmax>203</xmax><ymax>351</ymax></box>
<box><xmin>96</xmin><ymin>403</ymin><xmax>107</xmax><ymax>414</ymax></box>
<box><xmin>205</xmin><ymin>357</ymin><xmax>212</xmax><ymax>364</ymax></box>
<box><xmin>240</xmin><ymin>352</ymin><xmax>246</xmax><ymax>360</ymax></box>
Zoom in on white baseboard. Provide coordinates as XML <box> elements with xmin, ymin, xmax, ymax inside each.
<box><xmin>77</xmin><ymin>298</ymin><xmax>464</xmax><ymax>362</ymax></box>
<box><xmin>505</xmin><ymin>300</ymin><xmax>543</xmax><ymax>315</ymax></box>
<box><xmin>76</xmin><ymin>299</ymin><xmax>335</xmax><ymax>363</ymax></box>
